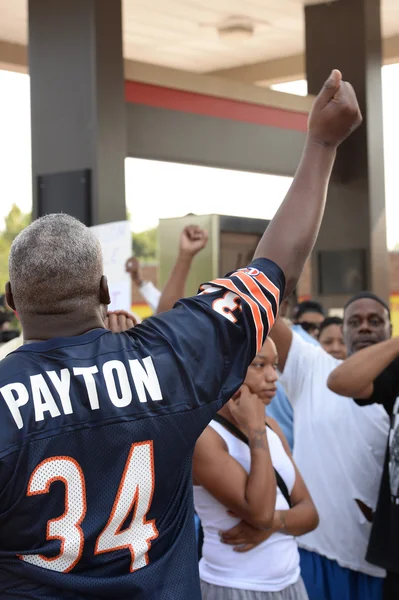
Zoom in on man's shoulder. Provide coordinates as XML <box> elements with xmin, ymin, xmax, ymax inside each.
<box><xmin>370</xmin><ymin>355</ymin><xmax>399</xmax><ymax>405</ymax></box>
<box><xmin>290</xmin><ymin>330</ymin><xmax>341</xmax><ymax>374</ymax></box>
<box><xmin>0</xmin><ymin>345</ymin><xmax>32</xmax><ymax>383</ymax></box>
<box><xmin>370</xmin><ymin>355</ymin><xmax>399</xmax><ymax>391</ymax></box>
<box><xmin>290</xmin><ymin>329</ymin><xmax>322</xmax><ymax>359</ymax></box>
<box><xmin>291</xmin><ymin>324</ymin><xmax>320</xmax><ymax>347</ymax></box>
<box><xmin>386</xmin><ymin>355</ymin><xmax>399</xmax><ymax>375</ymax></box>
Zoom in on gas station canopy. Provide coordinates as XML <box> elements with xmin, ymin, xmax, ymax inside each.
<box><xmin>0</xmin><ymin>0</ymin><xmax>399</xmax><ymax>83</ymax></box>
<box><xmin>0</xmin><ymin>0</ymin><xmax>394</xmax><ymax>304</ymax></box>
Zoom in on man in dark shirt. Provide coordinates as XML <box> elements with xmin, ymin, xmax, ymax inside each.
<box><xmin>328</xmin><ymin>298</ymin><xmax>399</xmax><ymax>599</ymax></box>
<box><xmin>0</xmin><ymin>71</ymin><xmax>362</xmax><ymax>599</ymax></box>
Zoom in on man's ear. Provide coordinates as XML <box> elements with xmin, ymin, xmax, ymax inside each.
<box><xmin>5</xmin><ymin>282</ymin><xmax>16</xmax><ymax>311</ymax></box>
<box><xmin>100</xmin><ymin>276</ymin><xmax>111</xmax><ymax>306</ymax></box>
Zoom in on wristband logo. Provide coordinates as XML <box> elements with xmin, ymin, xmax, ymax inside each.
<box><xmin>238</xmin><ymin>268</ymin><xmax>260</xmax><ymax>277</ymax></box>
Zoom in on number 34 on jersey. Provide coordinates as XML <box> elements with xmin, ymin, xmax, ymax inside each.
<box><xmin>20</xmin><ymin>441</ymin><xmax>158</xmax><ymax>573</ymax></box>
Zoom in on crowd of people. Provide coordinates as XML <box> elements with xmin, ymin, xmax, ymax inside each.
<box><xmin>147</xmin><ymin>230</ymin><xmax>391</xmax><ymax>600</ymax></box>
<box><xmin>0</xmin><ymin>69</ymin><xmax>397</xmax><ymax>600</ymax></box>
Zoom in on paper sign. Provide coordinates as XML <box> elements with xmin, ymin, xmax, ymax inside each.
<box><xmin>91</xmin><ymin>221</ymin><xmax>132</xmax><ymax>311</ymax></box>
<box><xmin>108</xmin><ymin>280</ymin><xmax>132</xmax><ymax>313</ymax></box>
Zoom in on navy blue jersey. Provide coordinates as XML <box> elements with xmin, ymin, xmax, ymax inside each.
<box><xmin>0</xmin><ymin>259</ymin><xmax>284</xmax><ymax>599</ymax></box>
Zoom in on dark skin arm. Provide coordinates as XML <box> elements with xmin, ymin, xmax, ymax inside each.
<box><xmin>221</xmin><ymin>417</ymin><xmax>319</xmax><ymax>552</ymax></box>
<box><xmin>254</xmin><ymin>70</ymin><xmax>362</xmax><ymax>298</ymax></box>
<box><xmin>327</xmin><ymin>337</ymin><xmax>399</xmax><ymax>399</ymax></box>
<box><xmin>193</xmin><ymin>386</ymin><xmax>276</xmax><ymax>529</ymax></box>
<box><xmin>156</xmin><ymin>225</ymin><xmax>208</xmax><ymax>314</ymax></box>
<box><xmin>269</xmin><ymin>317</ymin><xmax>293</xmax><ymax>372</ymax></box>
<box><xmin>327</xmin><ymin>339</ymin><xmax>399</xmax><ymax>521</ymax></box>
<box><xmin>267</xmin><ymin>417</ymin><xmax>319</xmax><ymax>536</ymax></box>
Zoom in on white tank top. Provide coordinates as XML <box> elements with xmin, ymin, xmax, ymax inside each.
<box><xmin>193</xmin><ymin>420</ymin><xmax>300</xmax><ymax>592</ymax></box>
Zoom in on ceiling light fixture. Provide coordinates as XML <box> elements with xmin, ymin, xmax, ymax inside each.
<box><xmin>217</xmin><ymin>16</ymin><xmax>255</xmax><ymax>44</ymax></box>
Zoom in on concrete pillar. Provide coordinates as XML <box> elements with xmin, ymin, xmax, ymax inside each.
<box><xmin>29</xmin><ymin>0</ymin><xmax>127</xmax><ymax>225</ymax></box>
<box><xmin>305</xmin><ymin>0</ymin><xmax>389</xmax><ymax>304</ymax></box>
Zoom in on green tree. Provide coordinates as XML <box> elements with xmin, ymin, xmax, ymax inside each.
<box><xmin>132</xmin><ymin>227</ymin><xmax>158</xmax><ymax>262</ymax></box>
<box><xmin>3</xmin><ymin>204</ymin><xmax>31</xmax><ymax>244</ymax></box>
<box><xmin>0</xmin><ymin>204</ymin><xmax>31</xmax><ymax>292</ymax></box>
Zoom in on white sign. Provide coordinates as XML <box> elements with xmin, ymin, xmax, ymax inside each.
<box><xmin>91</xmin><ymin>220</ymin><xmax>132</xmax><ymax>311</ymax></box>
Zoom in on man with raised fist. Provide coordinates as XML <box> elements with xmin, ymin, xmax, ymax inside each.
<box><xmin>0</xmin><ymin>71</ymin><xmax>361</xmax><ymax>599</ymax></box>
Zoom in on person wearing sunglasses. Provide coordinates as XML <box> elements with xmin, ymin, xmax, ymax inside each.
<box><xmin>293</xmin><ymin>301</ymin><xmax>325</xmax><ymax>339</ymax></box>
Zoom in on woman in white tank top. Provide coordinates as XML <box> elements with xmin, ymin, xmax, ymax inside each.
<box><xmin>193</xmin><ymin>338</ymin><xmax>318</xmax><ymax>600</ymax></box>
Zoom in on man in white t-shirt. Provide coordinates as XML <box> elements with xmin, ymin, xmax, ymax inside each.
<box><xmin>270</xmin><ymin>292</ymin><xmax>391</xmax><ymax>600</ymax></box>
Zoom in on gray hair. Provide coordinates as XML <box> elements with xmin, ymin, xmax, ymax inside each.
<box><xmin>9</xmin><ymin>214</ymin><xmax>103</xmax><ymax>315</ymax></box>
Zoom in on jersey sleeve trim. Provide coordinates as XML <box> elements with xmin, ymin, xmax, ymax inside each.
<box><xmin>207</xmin><ymin>278</ymin><xmax>264</xmax><ymax>352</ymax></box>
<box><xmin>247</xmin><ymin>270</ymin><xmax>281</xmax><ymax>306</ymax></box>
<box><xmin>229</xmin><ymin>271</ymin><xmax>276</xmax><ymax>332</ymax></box>
<box><xmin>198</xmin><ymin>259</ymin><xmax>284</xmax><ymax>353</ymax></box>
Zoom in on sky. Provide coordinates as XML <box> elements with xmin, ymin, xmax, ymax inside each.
<box><xmin>1</xmin><ymin>66</ymin><xmax>398</xmax><ymax>246</ymax></box>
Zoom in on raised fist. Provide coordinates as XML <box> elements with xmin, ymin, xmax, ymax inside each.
<box><xmin>308</xmin><ymin>70</ymin><xmax>362</xmax><ymax>149</ymax></box>
<box><xmin>179</xmin><ymin>225</ymin><xmax>208</xmax><ymax>257</ymax></box>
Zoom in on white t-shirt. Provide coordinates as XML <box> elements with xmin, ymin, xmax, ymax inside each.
<box><xmin>194</xmin><ymin>420</ymin><xmax>301</xmax><ymax>592</ymax></box>
<box><xmin>279</xmin><ymin>332</ymin><xmax>389</xmax><ymax>577</ymax></box>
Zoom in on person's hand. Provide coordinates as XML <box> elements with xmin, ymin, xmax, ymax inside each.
<box><xmin>179</xmin><ymin>225</ymin><xmax>208</xmax><ymax>258</ymax></box>
<box><xmin>228</xmin><ymin>384</ymin><xmax>265</xmax><ymax>431</ymax></box>
<box><xmin>220</xmin><ymin>519</ymin><xmax>275</xmax><ymax>552</ymax></box>
<box><xmin>104</xmin><ymin>310</ymin><xmax>138</xmax><ymax>333</ymax></box>
<box><xmin>125</xmin><ymin>257</ymin><xmax>142</xmax><ymax>285</ymax></box>
<box><xmin>308</xmin><ymin>69</ymin><xmax>362</xmax><ymax>149</ymax></box>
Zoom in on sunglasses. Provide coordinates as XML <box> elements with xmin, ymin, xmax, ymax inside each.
<box><xmin>300</xmin><ymin>322</ymin><xmax>321</xmax><ymax>334</ymax></box>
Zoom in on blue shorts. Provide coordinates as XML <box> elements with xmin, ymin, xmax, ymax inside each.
<box><xmin>299</xmin><ymin>548</ymin><xmax>384</xmax><ymax>600</ymax></box>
